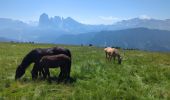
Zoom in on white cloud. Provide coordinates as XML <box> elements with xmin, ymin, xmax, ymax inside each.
<box><xmin>99</xmin><ymin>16</ymin><xmax>120</xmax><ymax>21</ymax></box>
<box><xmin>79</xmin><ymin>15</ymin><xmax>153</xmax><ymax>25</ymax></box>
<box><xmin>139</xmin><ymin>15</ymin><xmax>151</xmax><ymax>19</ymax></box>
<box><xmin>78</xmin><ymin>16</ymin><xmax>122</xmax><ymax>25</ymax></box>
<box><xmin>98</xmin><ymin>16</ymin><xmax>122</xmax><ymax>24</ymax></box>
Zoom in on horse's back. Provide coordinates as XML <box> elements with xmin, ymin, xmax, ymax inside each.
<box><xmin>40</xmin><ymin>54</ymin><xmax>71</xmax><ymax>68</ymax></box>
<box><xmin>41</xmin><ymin>54</ymin><xmax>71</xmax><ymax>62</ymax></box>
<box><xmin>52</xmin><ymin>47</ymin><xmax>71</xmax><ymax>58</ymax></box>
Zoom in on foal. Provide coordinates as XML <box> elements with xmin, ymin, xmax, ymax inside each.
<box><xmin>39</xmin><ymin>54</ymin><xmax>71</xmax><ymax>82</ymax></box>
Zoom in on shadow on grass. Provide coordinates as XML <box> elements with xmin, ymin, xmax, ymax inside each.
<box><xmin>47</xmin><ymin>76</ymin><xmax>77</xmax><ymax>84</ymax></box>
<box><xmin>16</xmin><ymin>76</ymin><xmax>77</xmax><ymax>84</ymax></box>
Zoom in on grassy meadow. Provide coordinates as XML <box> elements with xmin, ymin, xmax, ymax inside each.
<box><xmin>0</xmin><ymin>42</ymin><xmax>170</xmax><ymax>100</ymax></box>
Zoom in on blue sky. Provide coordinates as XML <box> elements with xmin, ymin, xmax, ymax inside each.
<box><xmin>0</xmin><ymin>0</ymin><xmax>170</xmax><ymax>25</ymax></box>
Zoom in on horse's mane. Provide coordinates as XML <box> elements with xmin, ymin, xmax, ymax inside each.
<box><xmin>66</xmin><ymin>48</ymin><xmax>72</xmax><ymax>58</ymax></box>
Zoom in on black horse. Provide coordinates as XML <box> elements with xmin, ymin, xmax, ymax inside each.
<box><xmin>39</xmin><ymin>54</ymin><xmax>71</xmax><ymax>82</ymax></box>
<box><xmin>15</xmin><ymin>47</ymin><xmax>71</xmax><ymax>80</ymax></box>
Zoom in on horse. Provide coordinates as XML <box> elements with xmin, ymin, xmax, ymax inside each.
<box><xmin>39</xmin><ymin>54</ymin><xmax>71</xmax><ymax>82</ymax></box>
<box><xmin>15</xmin><ymin>47</ymin><xmax>71</xmax><ymax>80</ymax></box>
<box><xmin>104</xmin><ymin>47</ymin><xmax>113</xmax><ymax>60</ymax></box>
<box><xmin>104</xmin><ymin>47</ymin><xmax>122</xmax><ymax>64</ymax></box>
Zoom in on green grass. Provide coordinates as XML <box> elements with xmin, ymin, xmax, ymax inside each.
<box><xmin>0</xmin><ymin>42</ymin><xmax>170</xmax><ymax>100</ymax></box>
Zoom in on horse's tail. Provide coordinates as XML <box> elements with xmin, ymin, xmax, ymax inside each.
<box><xmin>66</xmin><ymin>49</ymin><xmax>72</xmax><ymax>59</ymax></box>
<box><xmin>67</xmin><ymin>57</ymin><xmax>72</xmax><ymax>78</ymax></box>
<box><xmin>66</xmin><ymin>49</ymin><xmax>72</xmax><ymax>72</ymax></box>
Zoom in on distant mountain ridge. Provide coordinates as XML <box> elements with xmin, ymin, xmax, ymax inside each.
<box><xmin>91</xmin><ymin>28</ymin><xmax>170</xmax><ymax>51</ymax></box>
<box><xmin>0</xmin><ymin>18</ymin><xmax>29</xmax><ymax>29</ymax></box>
<box><xmin>55</xmin><ymin>28</ymin><xmax>170</xmax><ymax>51</ymax></box>
<box><xmin>113</xmin><ymin>18</ymin><xmax>170</xmax><ymax>31</ymax></box>
<box><xmin>38</xmin><ymin>13</ymin><xmax>108</xmax><ymax>33</ymax></box>
<box><xmin>1</xmin><ymin>13</ymin><xmax>170</xmax><ymax>34</ymax></box>
<box><xmin>38</xmin><ymin>13</ymin><xmax>170</xmax><ymax>32</ymax></box>
<box><xmin>0</xmin><ymin>37</ymin><xmax>16</xmax><ymax>42</ymax></box>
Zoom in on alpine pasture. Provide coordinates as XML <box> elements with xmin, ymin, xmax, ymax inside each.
<box><xmin>0</xmin><ymin>42</ymin><xmax>170</xmax><ymax>99</ymax></box>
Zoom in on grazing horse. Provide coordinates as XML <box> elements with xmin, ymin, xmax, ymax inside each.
<box><xmin>15</xmin><ymin>47</ymin><xmax>71</xmax><ymax>80</ymax></box>
<box><xmin>39</xmin><ymin>54</ymin><xmax>71</xmax><ymax>82</ymax></box>
<box><xmin>104</xmin><ymin>47</ymin><xmax>113</xmax><ymax>60</ymax></box>
<box><xmin>104</xmin><ymin>47</ymin><xmax>122</xmax><ymax>64</ymax></box>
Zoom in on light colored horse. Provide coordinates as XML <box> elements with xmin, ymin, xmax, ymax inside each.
<box><xmin>104</xmin><ymin>47</ymin><xmax>114</xmax><ymax>60</ymax></box>
<box><xmin>104</xmin><ymin>47</ymin><xmax>122</xmax><ymax>64</ymax></box>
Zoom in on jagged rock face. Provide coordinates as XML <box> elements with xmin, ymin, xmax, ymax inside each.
<box><xmin>39</xmin><ymin>13</ymin><xmax>64</xmax><ymax>29</ymax></box>
<box><xmin>38</xmin><ymin>13</ymin><xmax>170</xmax><ymax>32</ymax></box>
<box><xmin>50</xmin><ymin>16</ymin><xmax>62</xmax><ymax>28</ymax></box>
<box><xmin>39</xmin><ymin>13</ymin><xmax>50</xmax><ymax>27</ymax></box>
<box><xmin>38</xmin><ymin>13</ymin><xmax>85</xmax><ymax>32</ymax></box>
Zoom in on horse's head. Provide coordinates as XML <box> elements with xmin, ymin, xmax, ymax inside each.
<box><xmin>15</xmin><ymin>65</ymin><xmax>25</xmax><ymax>80</ymax></box>
<box><xmin>118</xmin><ymin>56</ymin><xmax>122</xmax><ymax>64</ymax></box>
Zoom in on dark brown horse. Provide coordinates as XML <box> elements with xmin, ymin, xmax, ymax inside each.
<box><xmin>15</xmin><ymin>47</ymin><xmax>71</xmax><ymax>80</ymax></box>
<box><xmin>39</xmin><ymin>54</ymin><xmax>71</xmax><ymax>82</ymax></box>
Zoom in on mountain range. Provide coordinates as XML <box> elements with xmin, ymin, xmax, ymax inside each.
<box><xmin>0</xmin><ymin>13</ymin><xmax>170</xmax><ymax>51</ymax></box>
<box><xmin>38</xmin><ymin>13</ymin><xmax>170</xmax><ymax>32</ymax></box>
<box><xmin>55</xmin><ymin>28</ymin><xmax>170</xmax><ymax>51</ymax></box>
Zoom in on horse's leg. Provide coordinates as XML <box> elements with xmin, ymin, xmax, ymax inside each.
<box><xmin>38</xmin><ymin>71</ymin><xmax>41</xmax><ymax>77</ymax></box>
<box><xmin>38</xmin><ymin>66</ymin><xmax>44</xmax><ymax>78</ymax></box>
<box><xmin>63</xmin><ymin>67</ymin><xmax>68</xmax><ymax>82</ymax></box>
<box><xmin>58</xmin><ymin>67</ymin><xmax>64</xmax><ymax>82</ymax></box>
<box><xmin>117</xmin><ymin>55</ymin><xmax>122</xmax><ymax>64</ymax></box>
<box><xmin>38</xmin><ymin>63</ymin><xmax>43</xmax><ymax>78</ymax></box>
<box><xmin>46</xmin><ymin>68</ymin><xmax>50</xmax><ymax>78</ymax></box>
<box><xmin>66</xmin><ymin>63</ymin><xmax>71</xmax><ymax>82</ymax></box>
<box><xmin>43</xmin><ymin>67</ymin><xmax>48</xmax><ymax>79</ymax></box>
<box><xmin>114</xmin><ymin>54</ymin><xmax>118</xmax><ymax>63</ymax></box>
<box><xmin>105</xmin><ymin>52</ymin><xmax>108</xmax><ymax>59</ymax></box>
<box><xmin>31</xmin><ymin>64</ymin><xmax>38</xmax><ymax>80</ymax></box>
<box><xmin>40</xmin><ymin>67</ymin><xmax>46</xmax><ymax>79</ymax></box>
<box><xmin>63</xmin><ymin>64</ymin><xmax>69</xmax><ymax>82</ymax></box>
<box><xmin>38</xmin><ymin>61</ymin><xmax>46</xmax><ymax>79</ymax></box>
<box><xmin>38</xmin><ymin>68</ymin><xmax>43</xmax><ymax>77</ymax></box>
<box><xmin>45</xmin><ymin>67</ymin><xmax>51</xmax><ymax>82</ymax></box>
<box><xmin>108</xmin><ymin>55</ymin><xmax>110</xmax><ymax>61</ymax></box>
<box><xmin>58</xmin><ymin>67</ymin><xmax>62</xmax><ymax>79</ymax></box>
<box><xmin>109</xmin><ymin>54</ymin><xmax>111</xmax><ymax>61</ymax></box>
<box><xmin>68</xmin><ymin>64</ymin><xmax>71</xmax><ymax>79</ymax></box>
<box><xmin>113</xmin><ymin>55</ymin><xmax>116</xmax><ymax>62</ymax></box>
<box><xmin>110</xmin><ymin>54</ymin><xmax>112</xmax><ymax>61</ymax></box>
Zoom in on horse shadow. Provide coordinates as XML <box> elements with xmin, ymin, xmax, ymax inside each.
<box><xmin>46</xmin><ymin>76</ymin><xmax>77</xmax><ymax>84</ymax></box>
<box><xmin>16</xmin><ymin>76</ymin><xmax>76</xmax><ymax>85</ymax></box>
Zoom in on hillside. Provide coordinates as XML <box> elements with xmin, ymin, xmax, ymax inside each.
<box><xmin>0</xmin><ymin>37</ymin><xmax>12</xmax><ymax>42</ymax></box>
<box><xmin>55</xmin><ymin>28</ymin><xmax>170</xmax><ymax>51</ymax></box>
<box><xmin>90</xmin><ymin>28</ymin><xmax>170</xmax><ymax>51</ymax></box>
<box><xmin>0</xmin><ymin>42</ymin><xmax>170</xmax><ymax>99</ymax></box>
